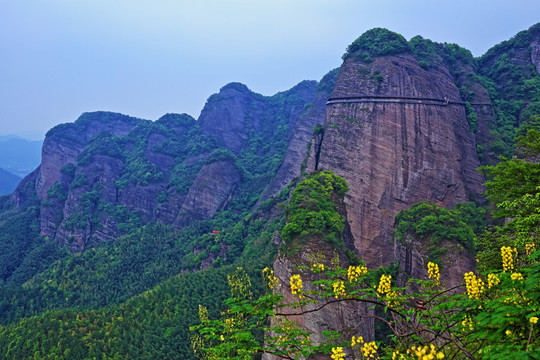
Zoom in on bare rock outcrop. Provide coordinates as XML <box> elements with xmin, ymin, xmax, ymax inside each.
<box><xmin>265</xmin><ymin>245</ymin><xmax>374</xmax><ymax>360</ymax></box>
<box><xmin>306</xmin><ymin>53</ymin><xmax>485</xmax><ymax>268</ymax></box>
<box><xmin>14</xmin><ymin>80</ymin><xmax>319</xmax><ymax>251</ymax></box>
<box><xmin>396</xmin><ymin>237</ymin><xmax>475</xmax><ymax>291</ymax></box>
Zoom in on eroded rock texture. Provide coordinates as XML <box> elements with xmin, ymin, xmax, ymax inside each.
<box><xmin>264</xmin><ymin>231</ymin><xmax>374</xmax><ymax>360</ymax></box>
<box><xmin>307</xmin><ymin>54</ymin><xmax>485</xmax><ymax>267</ymax></box>
<box><xmin>14</xmin><ymin>81</ymin><xmax>319</xmax><ymax>252</ymax></box>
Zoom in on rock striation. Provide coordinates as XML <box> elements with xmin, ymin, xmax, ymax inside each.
<box><xmin>12</xmin><ymin>82</ymin><xmax>318</xmax><ymax>252</ymax></box>
<box><xmin>305</xmin><ymin>48</ymin><xmax>485</xmax><ymax>268</ymax></box>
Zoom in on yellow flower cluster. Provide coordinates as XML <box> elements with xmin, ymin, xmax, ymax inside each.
<box><xmin>526</xmin><ymin>243</ymin><xmax>536</xmax><ymax>257</ymax></box>
<box><xmin>501</xmin><ymin>246</ymin><xmax>517</xmax><ymax>271</ymax></box>
<box><xmin>530</xmin><ymin>316</ymin><xmax>538</xmax><ymax>324</ymax></box>
<box><xmin>290</xmin><ymin>274</ymin><xmax>303</xmax><ymax>297</ymax></box>
<box><xmin>408</xmin><ymin>344</ymin><xmax>444</xmax><ymax>359</ymax></box>
<box><xmin>377</xmin><ymin>274</ymin><xmax>392</xmax><ymax>296</ymax></box>
<box><xmin>347</xmin><ymin>265</ymin><xmax>367</xmax><ymax>282</ymax></box>
<box><xmin>464</xmin><ymin>272</ymin><xmax>485</xmax><ymax>299</ymax></box>
<box><xmin>387</xmin><ymin>290</ymin><xmax>400</xmax><ymax>307</ymax></box>
<box><xmin>361</xmin><ymin>341</ymin><xmax>378</xmax><ymax>358</ymax></box>
<box><xmin>351</xmin><ymin>335</ymin><xmax>364</xmax><ymax>347</ymax></box>
<box><xmin>462</xmin><ymin>315</ymin><xmax>473</xmax><ymax>331</ymax></box>
<box><xmin>487</xmin><ymin>273</ymin><xmax>500</xmax><ymax>289</ymax></box>
<box><xmin>312</xmin><ymin>263</ymin><xmax>325</xmax><ymax>272</ymax></box>
<box><xmin>427</xmin><ymin>262</ymin><xmax>440</xmax><ymax>283</ymax></box>
<box><xmin>333</xmin><ymin>281</ymin><xmax>346</xmax><ymax>298</ymax></box>
<box><xmin>198</xmin><ymin>305</ymin><xmax>209</xmax><ymax>322</ymax></box>
<box><xmin>392</xmin><ymin>350</ymin><xmax>406</xmax><ymax>360</ymax></box>
<box><xmin>263</xmin><ymin>267</ymin><xmax>278</xmax><ymax>289</ymax></box>
<box><xmin>510</xmin><ymin>272</ymin><xmax>523</xmax><ymax>281</ymax></box>
<box><xmin>330</xmin><ymin>347</ymin><xmax>345</xmax><ymax>360</ymax></box>
<box><xmin>224</xmin><ymin>317</ymin><xmax>236</xmax><ymax>332</ymax></box>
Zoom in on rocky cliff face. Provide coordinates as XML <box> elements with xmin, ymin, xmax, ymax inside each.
<box><xmin>260</xmin><ymin>69</ymin><xmax>339</xmax><ymax>200</ymax></box>
<box><xmin>264</xmin><ymin>173</ymin><xmax>374</xmax><ymax>360</ymax></box>
<box><xmin>266</xmin><ymin>240</ymin><xmax>374</xmax><ymax>360</ymax></box>
<box><xmin>36</xmin><ymin>112</ymin><xmax>143</xmax><ymax>200</ymax></box>
<box><xmin>13</xmin><ymin>82</ymin><xmax>318</xmax><ymax>252</ymax></box>
<box><xmin>305</xmin><ymin>49</ymin><xmax>485</xmax><ymax>267</ymax></box>
<box><xmin>396</xmin><ymin>236</ymin><xmax>475</xmax><ymax>291</ymax></box>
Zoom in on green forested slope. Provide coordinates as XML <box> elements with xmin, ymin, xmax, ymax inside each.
<box><xmin>0</xmin><ymin>25</ymin><xmax>539</xmax><ymax>360</ymax></box>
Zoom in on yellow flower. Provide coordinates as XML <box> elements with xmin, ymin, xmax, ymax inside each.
<box><xmin>290</xmin><ymin>274</ymin><xmax>303</xmax><ymax>298</ymax></box>
<box><xmin>351</xmin><ymin>335</ymin><xmax>364</xmax><ymax>347</ymax></box>
<box><xmin>501</xmin><ymin>246</ymin><xmax>517</xmax><ymax>272</ymax></box>
<box><xmin>263</xmin><ymin>267</ymin><xmax>278</xmax><ymax>289</ymax></box>
<box><xmin>526</xmin><ymin>243</ymin><xmax>536</xmax><ymax>257</ymax></box>
<box><xmin>330</xmin><ymin>347</ymin><xmax>345</xmax><ymax>360</ymax></box>
<box><xmin>487</xmin><ymin>273</ymin><xmax>500</xmax><ymax>289</ymax></box>
<box><xmin>409</xmin><ymin>344</ymin><xmax>444</xmax><ymax>360</ymax></box>
<box><xmin>462</xmin><ymin>316</ymin><xmax>473</xmax><ymax>331</ymax></box>
<box><xmin>377</xmin><ymin>274</ymin><xmax>392</xmax><ymax>296</ymax></box>
<box><xmin>506</xmin><ymin>330</ymin><xmax>512</xmax><ymax>336</ymax></box>
<box><xmin>347</xmin><ymin>265</ymin><xmax>367</xmax><ymax>282</ymax></box>
<box><xmin>312</xmin><ymin>263</ymin><xmax>325</xmax><ymax>272</ymax></box>
<box><xmin>510</xmin><ymin>272</ymin><xmax>523</xmax><ymax>281</ymax></box>
<box><xmin>464</xmin><ymin>272</ymin><xmax>485</xmax><ymax>299</ymax></box>
<box><xmin>361</xmin><ymin>341</ymin><xmax>378</xmax><ymax>358</ymax></box>
<box><xmin>386</xmin><ymin>290</ymin><xmax>400</xmax><ymax>307</ymax></box>
<box><xmin>333</xmin><ymin>280</ymin><xmax>346</xmax><ymax>298</ymax></box>
<box><xmin>530</xmin><ymin>317</ymin><xmax>538</xmax><ymax>324</ymax></box>
<box><xmin>220</xmin><ymin>335</ymin><xmax>224</xmax><ymax>341</ymax></box>
<box><xmin>427</xmin><ymin>262</ymin><xmax>440</xmax><ymax>283</ymax></box>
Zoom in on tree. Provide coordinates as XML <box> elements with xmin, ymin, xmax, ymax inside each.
<box><xmin>192</xmin><ymin>163</ymin><xmax>540</xmax><ymax>359</ymax></box>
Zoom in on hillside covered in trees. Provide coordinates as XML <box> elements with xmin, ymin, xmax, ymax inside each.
<box><xmin>0</xmin><ymin>24</ymin><xmax>539</xmax><ymax>359</ymax></box>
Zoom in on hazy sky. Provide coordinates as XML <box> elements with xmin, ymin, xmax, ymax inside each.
<box><xmin>1</xmin><ymin>1</ymin><xmax>539</xmax><ymax>139</ymax></box>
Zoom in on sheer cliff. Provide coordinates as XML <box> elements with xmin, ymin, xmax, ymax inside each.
<box><xmin>12</xmin><ymin>82</ymin><xmax>319</xmax><ymax>252</ymax></box>
<box><xmin>304</xmin><ymin>29</ymin><xmax>486</xmax><ymax>267</ymax></box>
<box><xmin>1</xmin><ymin>24</ymin><xmax>540</xmax><ymax>360</ymax></box>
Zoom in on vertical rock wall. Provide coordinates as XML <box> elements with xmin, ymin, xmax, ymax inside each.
<box><xmin>307</xmin><ymin>54</ymin><xmax>485</xmax><ymax>267</ymax></box>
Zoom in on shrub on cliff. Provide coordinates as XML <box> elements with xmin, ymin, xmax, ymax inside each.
<box><xmin>343</xmin><ymin>28</ymin><xmax>411</xmax><ymax>61</ymax></box>
<box><xmin>393</xmin><ymin>201</ymin><xmax>485</xmax><ymax>261</ymax></box>
<box><xmin>281</xmin><ymin>171</ymin><xmax>348</xmax><ymax>249</ymax></box>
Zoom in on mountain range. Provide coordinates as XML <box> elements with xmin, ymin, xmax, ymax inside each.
<box><xmin>0</xmin><ymin>23</ymin><xmax>539</xmax><ymax>359</ymax></box>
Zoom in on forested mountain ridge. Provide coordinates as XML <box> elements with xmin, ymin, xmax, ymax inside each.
<box><xmin>11</xmin><ymin>79</ymin><xmax>326</xmax><ymax>253</ymax></box>
<box><xmin>0</xmin><ymin>23</ymin><xmax>539</xmax><ymax>359</ymax></box>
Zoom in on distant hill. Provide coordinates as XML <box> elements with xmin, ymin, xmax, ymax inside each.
<box><xmin>0</xmin><ymin>137</ymin><xmax>42</xmax><ymax>178</ymax></box>
<box><xmin>0</xmin><ymin>23</ymin><xmax>539</xmax><ymax>360</ymax></box>
<box><xmin>0</xmin><ymin>167</ymin><xmax>21</xmax><ymax>195</ymax></box>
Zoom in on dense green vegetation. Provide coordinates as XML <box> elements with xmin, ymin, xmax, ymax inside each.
<box><xmin>343</xmin><ymin>28</ymin><xmax>411</xmax><ymax>62</ymax></box>
<box><xmin>0</xmin><ymin>195</ymin><xmax>284</xmax><ymax>358</ymax></box>
<box><xmin>281</xmin><ymin>171</ymin><xmax>348</xmax><ymax>251</ymax></box>
<box><xmin>0</xmin><ymin>200</ymin><xmax>67</xmax><ymax>287</ymax></box>
<box><xmin>393</xmin><ymin>201</ymin><xmax>487</xmax><ymax>262</ymax></box>
<box><xmin>0</xmin><ymin>25</ymin><xmax>539</xmax><ymax>359</ymax></box>
<box><xmin>476</xmin><ymin>129</ymin><xmax>540</xmax><ymax>271</ymax></box>
<box><xmin>0</xmin><ymin>265</ymin><xmax>251</xmax><ymax>360</ymax></box>
<box><xmin>475</xmin><ymin>23</ymin><xmax>540</xmax><ymax>159</ymax></box>
<box><xmin>0</xmin><ymin>202</ymin><xmax>283</xmax><ymax>321</ymax></box>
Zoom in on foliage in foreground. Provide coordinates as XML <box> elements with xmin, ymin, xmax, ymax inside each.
<box><xmin>191</xmin><ymin>251</ymin><xmax>540</xmax><ymax>360</ymax></box>
<box><xmin>191</xmin><ymin>132</ymin><xmax>540</xmax><ymax>359</ymax></box>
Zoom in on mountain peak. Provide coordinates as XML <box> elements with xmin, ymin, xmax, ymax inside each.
<box><xmin>343</xmin><ymin>27</ymin><xmax>411</xmax><ymax>61</ymax></box>
<box><xmin>219</xmin><ymin>82</ymin><xmax>251</xmax><ymax>94</ymax></box>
